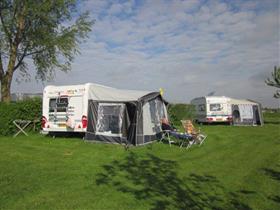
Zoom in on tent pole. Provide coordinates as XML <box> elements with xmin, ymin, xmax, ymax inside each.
<box><xmin>135</xmin><ymin>107</ymin><xmax>138</xmax><ymax>146</ymax></box>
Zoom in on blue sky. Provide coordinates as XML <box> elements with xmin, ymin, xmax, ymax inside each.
<box><xmin>13</xmin><ymin>0</ymin><xmax>279</xmax><ymax>107</ymax></box>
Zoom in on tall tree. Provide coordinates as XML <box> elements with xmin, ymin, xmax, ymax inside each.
<box><xmin>0</xmin><ymin>0</ymin><xmax>93</xmax><ymax>102</ymax></box>
<box><xmin>265</xmin><ymin>66</ymin><xmax>280</xmax><ymax>98</ymax></box>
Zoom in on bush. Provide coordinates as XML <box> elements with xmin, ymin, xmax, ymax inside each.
<box><xmin>0</xmin><ymin>98</ymin><xmax>42</xmax><ymax>135</ymax></box>
<box><xmin>168</xmin><ymin>103</ymin><xmax>195</xmax><ymax>127</ymax></box>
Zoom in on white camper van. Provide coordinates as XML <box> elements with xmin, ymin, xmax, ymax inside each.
<box><xmin>42</xmin><ymin>84</ymin><xmax>91</xmax><ymax>133</ymax></box>
<box><xmin>191</xmin><ymin>96</ymin><xmax>233</xmax><ymax>123</ymax></box>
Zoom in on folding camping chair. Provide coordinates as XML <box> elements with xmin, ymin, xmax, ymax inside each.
<box><xmin>13</xmin><ymin>120</ymin><xmax>32</xmax><ymax>137</ymax></box>
<box><xmin>181</xmin><ymin>120</ymin><xmax>207</xmax><ymax>146</ymax></box>
<box><xmin>179</xmin><ymin>137</ymin><xmax>195</xmax><ymax>149</ymax></box>
<box><xmin>160</xmin><ymin>130</ymin><xmax>175</xmax><ymax>147</ymax></box>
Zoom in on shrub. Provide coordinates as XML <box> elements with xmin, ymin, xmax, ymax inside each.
<box><xmin>0</xmin><ymin>98</ymin><xmax>42</xmax><ymax>135</ymax></box>
<box><xmin>168</xmin><ymin>103</ymin><xmax>195</xmax><ymax>127</ymax></box>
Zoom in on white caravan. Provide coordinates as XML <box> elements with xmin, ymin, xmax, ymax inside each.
<box><xmin>42</xmin><ymin>84</ymin><xmax>91</xmax><ymax>133</ymax></box>
<box><xmin>42</xmin><ymin>83</ymin><xmax>168</xmax><ymax>141</ymax></box>
<box><xmin>191</xmin><ymin>96</ymin><xmax>233</xmax><ymax>123</ymax></box>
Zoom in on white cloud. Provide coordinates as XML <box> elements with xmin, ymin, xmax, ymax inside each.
<box><xmin>12</xmin><ymin>0</ymin><xmax>280</xmax><ymax>108</ymax></box>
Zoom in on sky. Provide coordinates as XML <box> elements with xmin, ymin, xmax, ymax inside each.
<box><xmin>12</xmin><ymin>0</ymin><xmax>280</xmax><ymax>108</ymax></box>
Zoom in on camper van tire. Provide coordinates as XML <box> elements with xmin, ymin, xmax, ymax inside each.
<box><xmin>49</xmin><ymin>132</ymin><xmax>57</xmax><ymax>138</ymax></box>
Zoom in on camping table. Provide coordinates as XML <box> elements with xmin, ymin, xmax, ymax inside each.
<box><xmin>13</xmin><ymin>120</ymin><xmax>32</xmax><ymax>137</ymax></box>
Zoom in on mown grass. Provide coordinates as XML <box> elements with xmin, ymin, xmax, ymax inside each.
<box><xmin>0</xmin><ymin>113</ymin><xmax>279</xmax><ymax>210</ymax></box>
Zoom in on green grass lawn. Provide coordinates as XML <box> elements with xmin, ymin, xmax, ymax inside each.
<box><xmin>0</xmin><ymin>113</ymin><xmax>279</xmax><ymax>210</ymax></box>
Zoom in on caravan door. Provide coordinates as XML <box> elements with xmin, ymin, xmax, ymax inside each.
<box><xmin>44</xmin><ymin>95</ymin><xmax>85</xmax><ymax>132</ymax></box>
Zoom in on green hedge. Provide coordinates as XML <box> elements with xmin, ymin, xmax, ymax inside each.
<box><xmin>0</xmin><ymin>98</ymin><xmax>42</xmax><ymax>135</ymax></box>
<box><xmin>168</xmin><ymin>103</ymin><xmax>195</xmax><ymax>127</ymax></box>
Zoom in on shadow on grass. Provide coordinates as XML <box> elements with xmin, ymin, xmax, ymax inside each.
<box><xmin>269</xmin><ymin>195</ymin><xmax>280</xmax><ymax>204</ymax></box>
<box><xmin>96</xmin><ymin>152</ymin><xmax>252</xmax><ymax>210</ymax></box>
<box><xmin>239</xmin><ymin>190</ymin><xmax>256</xmax><ymax>195</ymax></box>
<box><xmin>48</xmin><ymin>132</ymin><xmax>84</xmax><ymax>139</ymax></box>
<box><xmin>264</xmin><ymin>121</ymin><xmax>280</xmax><ymax>125</ymax></box>
<box><xmin>262</xmin><ymin>168</ymin><xmax>280</xmax><ymax>182</ymax></box>
<box><xmin>262</xmin><ymin>167</ymin><xmax>280</xmax><ymax>205</ymax></box>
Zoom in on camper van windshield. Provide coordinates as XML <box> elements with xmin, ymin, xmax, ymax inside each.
<box><xmin>210</xmin><ymin>104</ymin><xmax>222</xmax><ymax>111</ymax></box>
<box><xmin>49</xmin><ymin>98</ymin><xmax>69</xmax><ymax>112</ymax></box>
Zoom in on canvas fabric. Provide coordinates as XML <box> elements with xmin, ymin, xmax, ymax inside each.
<box><xmin>85</xmin><ymin>89</ymin><xmax>168</xmax><ymax>145</ymax></box>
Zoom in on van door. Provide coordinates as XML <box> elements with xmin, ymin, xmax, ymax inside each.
<box><xmin>48</xmin><ymin>96</ymin><xmax>83</xmax><ymax>129</ymax></box>
<box><xmin>48</xmin><ymin>97</ymin><xmax>69</xmax><ymax>127</ymax></box>
<box><xmin>68</xmin><ymin>96</ymin><xmax>83</xmax><ymax>128</ymax></box>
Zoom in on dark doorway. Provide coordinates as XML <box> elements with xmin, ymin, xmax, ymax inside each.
<box><xmin>232</xmin><ymin>110</ymin><xmax>241</xmax><ymax>125</ymax></box>
<box><xmin>126</xmin><ymin>102</ymin><xmax>137</xmax><ymax>145</ymax></box>
<box><xmin>253</xmin><ymin>105</ymin><xmax>261</xmax><ymax>125</ymax></box>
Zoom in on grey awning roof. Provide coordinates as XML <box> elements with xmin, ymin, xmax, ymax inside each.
<box><xmin>87</xmin><ymin>83</ymin><xmax>158</xmax><ymax>102</ymax></box>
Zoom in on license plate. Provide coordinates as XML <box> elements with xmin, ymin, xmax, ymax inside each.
<box><xmin>216</xmin><ymin>118</ymin><xmax>223</xmax><ymax>121</ymax></box>
<box><xmin>58</xmin><ymin>123</ymin><xmax>66</xmax><ymax>128</ymax></box>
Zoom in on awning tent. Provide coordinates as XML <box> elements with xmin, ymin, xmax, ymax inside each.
<box><xmin>85</xmin><ymin>84</ymin><xmax>168</xmax><ymax>145</ymax></box>
<box><xmin>230</xmin><ymin>99</ymin><xmax>263</xmax><ymax>126</ymax></box>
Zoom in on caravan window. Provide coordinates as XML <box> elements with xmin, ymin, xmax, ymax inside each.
<box><xmin>96</xmin><ymin>103</ymin><xmax>125</xmax><ymax>135</ymax></box>
<box><xmin>49</xmin><ymin>99</ymin><xmax>56</xmax><ymax>112</ymax></box>
<box><xmin>210</xmin><ymin>104</ymin><xmax>222</xmax><ymax>111</ymax></box>
<box><xmin>49</xmin><ymin>97</ymin><xmax>69</xmax><ymax>112</ymax></box>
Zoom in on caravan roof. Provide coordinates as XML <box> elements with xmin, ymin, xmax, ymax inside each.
<box><xmin>44</xmin><ymin>83</ymin><xmax>157</xmax><ymax>102</ymax></box>
<box><xmin>229</xmin><ymin>98</ymin><xmax>258</xmax><ymax>105</ymax></box>
<box><xmin>192</xmin><ymin>96</ymin><xmax>259</xmax><ymax>105</ymax></box>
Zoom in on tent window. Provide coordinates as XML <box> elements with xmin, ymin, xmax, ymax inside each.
<box><xmin>238</xmin><ymin>104</ymin><xmax>253</xmax><ymax>121</ymax></box>
<box><xmin>198</xmin><ymin>104</ymin><xmax>205</xmax><ymax>111</ymax></box>
<box><xmin>149</xmin><ymin>99</ymin><xmax>166</xmax><ymax>132</ymax></box>
<box><xmin>96</xmin><ymin>103</ymin><xmax>125</xmax><ymax>136</ymax></box>
<box><xmin>150</xmin><ymin>100</ymin><xmax>157</xmax><ymax>123</ymax></box>
<box><xmin>150</xmin><ymin>99</ymin><xmax>166</xmax><ymax>123</ymax></box>
<box><xmin>156</xmin><ymin>99</ymin><xmax>166</xmax><ymax>119</ymax></box>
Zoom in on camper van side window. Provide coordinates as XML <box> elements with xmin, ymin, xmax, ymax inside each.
<box><xmin>210</xmin><ymin>104</ymin><xmax>222</xmax><ymax>111</ymax></box>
